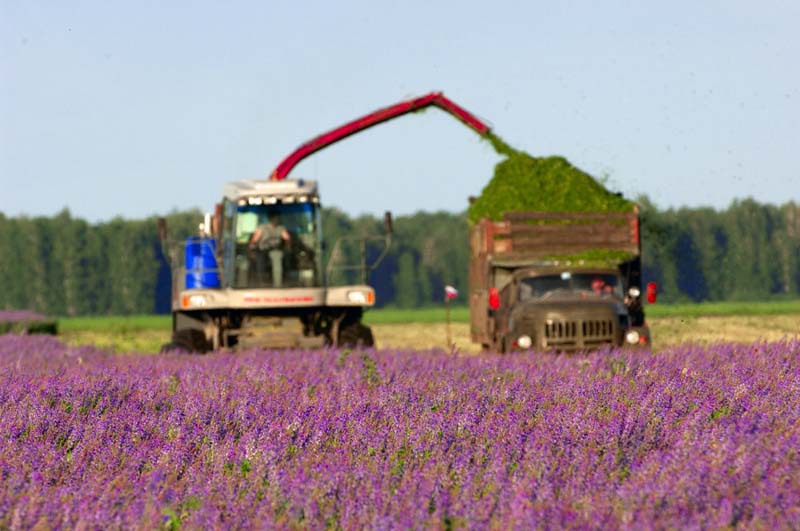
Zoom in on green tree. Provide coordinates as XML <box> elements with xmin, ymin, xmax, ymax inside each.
<box><xmin>393</xmin><ymin>252</ymin><xmax>419</xmax><ymax>308</ymax></box>
<box><xmin>2</xmin><ymin>199</ymin><xmax>800</xmax><ymax>314</ymax></box>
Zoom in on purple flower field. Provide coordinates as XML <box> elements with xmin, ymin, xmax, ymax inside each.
<box><xmin>2</xmin><ymin>334</ymin><xmax>799</xmax><ymax>529</ymax></box>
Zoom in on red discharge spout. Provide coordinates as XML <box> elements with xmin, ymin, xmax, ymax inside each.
<box><xmin>269</xmin><ymin>92</ymin><xmax>491</xmax><ymax>181</ymax></box>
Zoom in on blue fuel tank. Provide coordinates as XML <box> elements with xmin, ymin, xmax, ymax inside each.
<box><xmin>184</xmin><ymin>237</ymin><xmax>220</xmax><ymax>289</ymax></box>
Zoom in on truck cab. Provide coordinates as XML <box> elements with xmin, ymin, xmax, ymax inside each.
<box><xmin>493</xmin><ymin>266</ymin><xmax>649</xmax><ymax>352</ymax></box>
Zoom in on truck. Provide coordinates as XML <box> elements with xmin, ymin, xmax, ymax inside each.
<box><xmin>469</xmin><ymin>209</ymin><xmax>657</xmax><ymax>352</ymax></box>
<box><xmin>159</xmin><ymin>92</ymin><xmax>492</xmax><ymax>352</ymax></box>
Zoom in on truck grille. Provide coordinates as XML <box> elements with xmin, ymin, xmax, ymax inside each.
<box><xmin>583</xmin><ymin>319</ymin><xmax>613</xmax><ymax>338</ymax></box>
<box><xmin>544</xmin><ymin>320</ymin><xmax>577</xmax><ymax>340</ymax></box>
<box><xmin>544</xmin><ymin>318</ymin><xmax>616</xmax><ymax>350</ymax></box>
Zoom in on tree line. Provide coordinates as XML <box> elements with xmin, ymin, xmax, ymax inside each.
<box><xmin>1</xmin><ymin>198</ymin><xmax>799</xmax><ymax>316</ymax></box>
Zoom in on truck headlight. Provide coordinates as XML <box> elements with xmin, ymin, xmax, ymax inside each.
<box><xmin>517</xmin><ymin>335</ymin><xmax>532</xmax><ymax>349</ymax></box>
<box><xmin>625</xmin><ymin>330</ymin><xmax>640</xmax><ymax>344</ymax></box>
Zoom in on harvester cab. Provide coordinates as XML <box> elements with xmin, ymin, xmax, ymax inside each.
<box><xmin>219</xmin><ymin>178</ymin><xmax>323</xmax><ymax>290</ymax></box>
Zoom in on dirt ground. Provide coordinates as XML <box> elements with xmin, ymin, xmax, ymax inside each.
<box><xmin>372</xmin><ymin>315</ymin><xmax>800</xmax><ymax>353</ymax></box>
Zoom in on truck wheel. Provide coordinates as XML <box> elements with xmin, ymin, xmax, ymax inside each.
<box><xmin>501</xmin><ymin>336</ymin><xmax>512</xmax><ymax>354</ymax></box>
<box><xmin>338</xmin><ymin>322</ymin><xmax>375</xmax><ymax>348</ymax></box>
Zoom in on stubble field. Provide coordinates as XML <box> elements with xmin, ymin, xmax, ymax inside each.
<box><xmin>56</xmin><ymin>311</ymin><xmax>800</xmax><ymax>355</ymax></box>
<box><xmin>373</xmin><ymin>314</ymin><xmax>800</xmax><ymax>353</ymax></box>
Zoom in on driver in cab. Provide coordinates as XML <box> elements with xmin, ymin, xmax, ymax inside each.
<box><xmin>591</xmin><ymin>277</ymin><xmax>613</xmax><ymax>296</ymax></box>
<box><xmin>248</xmin><ymin>214</ymin><xmax>291</xmax><ymax>287</ymax></box>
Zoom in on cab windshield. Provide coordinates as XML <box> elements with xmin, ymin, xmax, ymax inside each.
<box><xmin>518</xmin><ymin>272</ymin><xmax>623</xmax><ymax>301</ymax></box>
<box><xmin>232</xmin><ymin>202</ymin><xmax>321</xmax><ymax>288</ymax></box>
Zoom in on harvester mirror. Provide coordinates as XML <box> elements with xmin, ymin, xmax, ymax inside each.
<box><xmin>646</xmin><ymin>281</ymin><xmax>658</xmax><ymax>304</ymax></box>
<box><xmin>157</xmin><ymin>217</ymin><xmax>168</xmax><ymax>242</ymax></box>
<box><xmin>383</xmin><ymin>211</ymin><xmax>393</xmax><ymax>235</ymax></box>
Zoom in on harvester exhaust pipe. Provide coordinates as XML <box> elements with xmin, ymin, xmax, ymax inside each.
<box><xmin>384</xmin><ymin>211</ymin><xmax>393</xmax><ymax>235</ymax></box>
<box><xmin>157</xmin><ymin>217</ymin><xmax>168</xmax><ymax>242</ymax></box>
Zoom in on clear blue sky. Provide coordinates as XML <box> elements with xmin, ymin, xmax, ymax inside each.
<box><xmin>2</xmin><ymin>0</ymin><xmax>798</xmax><ymax>221</ymax></box>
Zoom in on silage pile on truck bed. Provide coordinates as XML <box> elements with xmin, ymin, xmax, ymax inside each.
<box><xmin>468</xmin><ymin>134</ymin><xmax>635</xmax><ymax>224</ymax></box>
<box><xmin>468</xmin><ymin>134</ymin><xmax>637</xmax><ymax>263</ymax></box>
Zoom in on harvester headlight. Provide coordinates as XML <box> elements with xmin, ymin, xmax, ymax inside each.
<box><xmin>190</xmin><ymin>295</ymin><xmax>208</xmax><ymax>307</ymax></box>
<box><xmin>517</xmin><ymin>335</ymin><xmax>533</xmax><ymax>349</ymax></box>
<box><xmin>625</xmin><ymin>330</ymin><xmax>640</xmax><ymax>344</ymax></box>
<box><xmin>182</xmin><ymin>294</ymin><xmax>208</xmax><ymax>308</ymax></box>
<box><xmin>347</xmin><ymin>290</ymin><xmax>374</xmax><ymax>305</ymax></box>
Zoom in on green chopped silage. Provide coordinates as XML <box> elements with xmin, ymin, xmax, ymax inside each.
<box><xmin>486</xmin><ymin>131</ymin><xmax>517</xmax><ymax>158</ymax></box>
<box><xmin>469</xmin><ymin>133</ymin><xmax>635</xmax><ymax>224</ymax></box>
<box><xmin>540</xmin><ymin>249</ymin><xmax>637</xmax><ymax>266</ymax></box>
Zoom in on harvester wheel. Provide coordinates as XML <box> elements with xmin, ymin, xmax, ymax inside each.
<box><xmin>162</xmin><ymin>329</ymin><xmax>211</xmax><ymax>354</ymax></box>
<box><xmin>160</xmin><ymin>342</ymin><xmax>192</xmax><ymax>354</ymax></box>
<box><xmin>338</xmin><ymin>322</ymin><xmax>375</xmax><ymax>348</ymax></box>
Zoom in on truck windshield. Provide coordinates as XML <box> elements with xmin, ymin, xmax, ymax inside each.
<box><xmin>232</xmin><ymin>202</ymin><xmax>321</xmax><ymax>288</ymax></box>
<box><xmin>519</xmin><ymin>273</ymin><xmax>622</xmax><ymax>301</ymax></box>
